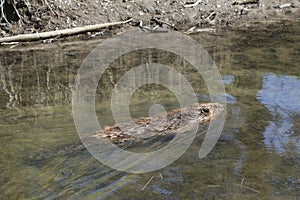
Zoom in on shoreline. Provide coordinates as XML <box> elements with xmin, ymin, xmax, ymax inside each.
<box><xmin>0</xmin><ymin>1</ymin><xmax>299</xmax><ymax>42</ymax></box>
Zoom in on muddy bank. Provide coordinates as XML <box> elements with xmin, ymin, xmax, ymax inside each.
<box><xmin>0</xmin><ymin>0</ymin><xmax>300</xmax><ymax>39</ymax></box>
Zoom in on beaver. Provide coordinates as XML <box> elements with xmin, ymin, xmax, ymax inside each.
<box><xmin>92</xmin><ymin>103</ymin><xmax>224</xmax><ymax>147</ymax></box>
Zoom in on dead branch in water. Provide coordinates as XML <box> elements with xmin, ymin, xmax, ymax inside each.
<box><xmin>0</xmin><ymin>19</ymin><xmax>132</xmax><ymax>43</ymax></box>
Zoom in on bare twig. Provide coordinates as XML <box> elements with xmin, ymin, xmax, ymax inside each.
<box><xmin>91</xmin><ymin>31</ymin><xmax>104</xmax><ymax>37</ymax></box>
<box><xmin>152</xmin><ymin>18</ymin><xmax>178</xmax><ymax>31</ymax></box>
<box><xmin>185</xmin><ymin>27</ymin><xmax>216</xmax><ymax>34</ymax></box>
<box><xmin>232</xmin><ymin>0</ymin><xmax>259</xmax><ymax>6</ymax></box>
<box><xmin>273</xmin><ymin>3</ymin><xmax>295</xmax><ymax>9</ymax></box>
<box><xmin>206</xmin><ymin>12</ymin><xmax>216</xmax><ymax>20</ymax></box>
<box><xmin>159</xmin><ymin>173</ymin><xmax>164</xmax><ymax>179</ymax></box>
<box><xmin>152</xmin><ymin>25</ymin><xmax>159</xmax><ymax>30</ymax></box>
<box><xmin>240</xmin><ymin>178</ymin><xmax>245</xmax><ymax>189</ymax></box>
<box><xmin>43</xmin><ymin>0</ymin><xmax>58</xmax><ymax>16</ymax></box>
<box><xmin>235</xmin><ymin>179</ymin><xmax>261</xmax><ymax>194</ymax></box>
<box><xmin>241</xmin><ymin>185</ymin><xmax>261</xmax><ymax>193</ymax></box>
<box><xmin>141</xmin><ymin>176</ymin><xmax>155</xmax><ymax>191</ymax></box>
<box><xmin>1</xmin><ymin>41</ymin><xmax>19</xmax><ymax>45</ymax></box>
<box><xmin>184</xmin><ymin>0</ymin><xmax>203</xmax><ymax>8</ymax></box>
<box><xmin>0</xmin><ymin>0</ymin><xmax>12</xmax><ymax>27</ymax></box>
<box><xmin>9</xmin><ymin>43</ymin><xmax>20</xmax><ymax>48</ymax></box>
<box><xmin>139</xmin><ymin>21</ymin><xmax>168</xmax><ymax>33</ymax></box>
<box><xmin>12</xmin><ymin>0</ymin><xmax>24</xmax><ymax>25</ymax></box>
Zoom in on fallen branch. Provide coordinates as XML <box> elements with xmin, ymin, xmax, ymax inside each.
<box><xmin>232</xmin><ymin>0</ymin><xmax>259</xmax><ymax>5</ymax></box>
<box><xmin>0</xmin><ymin>19</ymin><xmax>132</xmax><ymax>43</ymax></box>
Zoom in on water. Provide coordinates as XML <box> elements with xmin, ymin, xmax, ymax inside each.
<box><xmin>0</xmin><ymin>21</ymin><xmax>299</xmax><ymax>199</ymax></box>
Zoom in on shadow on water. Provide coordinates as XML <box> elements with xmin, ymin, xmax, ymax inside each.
<box><xmin>0</xmin><ymin>21</ymin><xmax>299</xmax><ymax>199</ymax></box>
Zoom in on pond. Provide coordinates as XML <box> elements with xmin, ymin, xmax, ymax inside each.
<box><xmin>0</xmin><ymin>21</ymin><xmax>299</xmax><ymax>199</ymax></box>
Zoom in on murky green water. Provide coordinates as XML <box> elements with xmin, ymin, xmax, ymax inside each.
<box><xmin>0</xmin><ymin>22</ymin><xmax>299</xmax><ymax>199</ymax></box>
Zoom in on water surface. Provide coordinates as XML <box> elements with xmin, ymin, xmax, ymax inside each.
<box><xmin>0</xmin><ymin>21</ymin><xmax>299</xmax><ymax>199</ymax></box>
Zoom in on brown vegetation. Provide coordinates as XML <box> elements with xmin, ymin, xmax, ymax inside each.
<box><xmin>0</xmin><ymin>0</ymin><xmax>299</xmax><ymax>40</ymax></box>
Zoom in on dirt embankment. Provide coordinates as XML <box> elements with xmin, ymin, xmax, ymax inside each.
<box><xmin>0</xmin><ymin>0</ymin><xmax>299</xmax><ymax>38</ymax></box>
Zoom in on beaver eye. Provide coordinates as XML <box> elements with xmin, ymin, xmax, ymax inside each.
<box><xmin>200</xmin><ymin>108</ymin><xmax>209</xmax><ymax>114</ymax></box>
